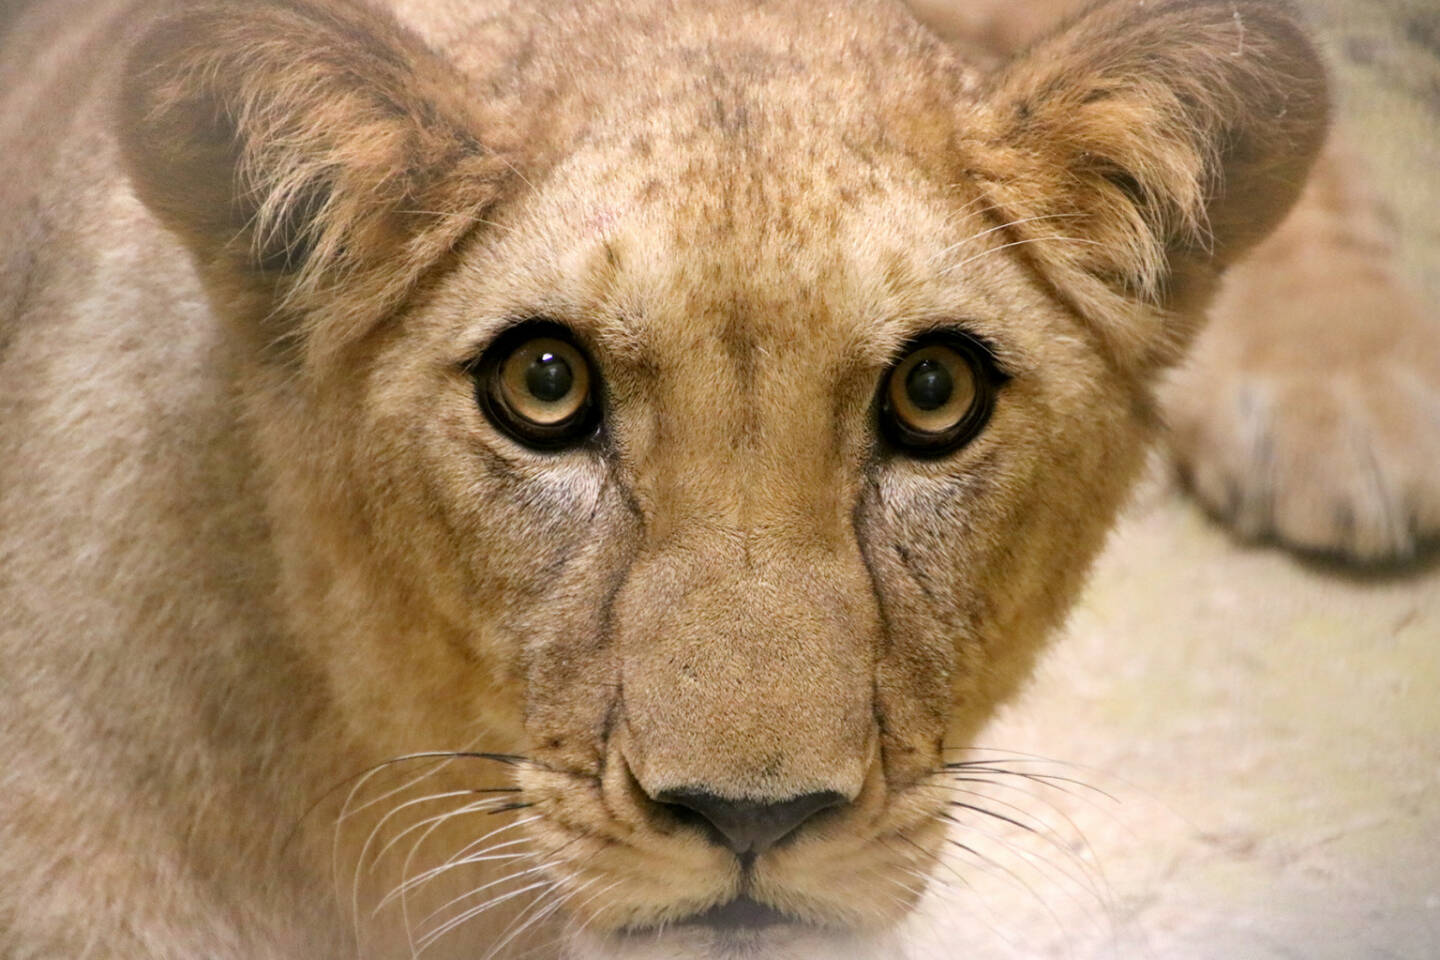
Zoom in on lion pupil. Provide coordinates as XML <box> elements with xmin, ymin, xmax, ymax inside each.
<box><xmin>526</xmin><ymin>352</ymin><xmax>574</xmax><ymax>402</ymax></box>
<box><xmin>905</xmin><ymin>359</ymin><xmax>952</xmax><ymax>411</ymax></box>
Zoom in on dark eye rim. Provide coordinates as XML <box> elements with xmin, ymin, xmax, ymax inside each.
<box><xmin>878</xmin><ymin>329</ymin><xmax>1008</xmax><ymax>458</ymax></box>
<box><xmin>470</xmin><ymin>318</ymin><xmax>601</xmax><ymax>451</ymax></box>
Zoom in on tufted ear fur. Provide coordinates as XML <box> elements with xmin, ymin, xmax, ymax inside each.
<box><xmin>118</xmin><ymin>0</ymin><xmax>517</xmax><ymax>366</ymax></box>
<box><xmin>959</xmin><ymin>0</ymin><xmax>1329</xmax><ymax>370</ymax></box>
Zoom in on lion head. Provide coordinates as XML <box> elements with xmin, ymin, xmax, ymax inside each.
<box><xmin>117</xmin><ymin>0</ymin><xmax>1325</xmax><ymax>954</ymax></box>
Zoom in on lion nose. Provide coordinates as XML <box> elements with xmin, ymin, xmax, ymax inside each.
<box><xmin>655</xmin><ymin>789</ymin><xmax>847</xmax><ymax>855</ymax></box>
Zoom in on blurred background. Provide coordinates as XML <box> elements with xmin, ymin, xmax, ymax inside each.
<box><xmin>905</xmin><ymin>2</ymin><xmax>1440</xmax><ymax>957</ymax></box>
<box><xmin>1309</xmin><ymin>0</ymin><xmax>1440</xmax><ymax>306</ymax></box>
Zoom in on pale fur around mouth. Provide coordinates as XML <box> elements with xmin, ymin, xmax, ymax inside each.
<box><xmin>565</xmin><ymin>917</ymin><xmax>906</xmax><ymax>960</ymax></box>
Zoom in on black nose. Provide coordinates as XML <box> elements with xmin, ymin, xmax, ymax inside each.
<box><xmin>655</xmin><ymin>789</ymin><xmax>846</xmax><ymax>855</ymax></box>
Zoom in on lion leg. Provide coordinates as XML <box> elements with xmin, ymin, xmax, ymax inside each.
<box><xmin>1162</xmin><ymin>143</ymin><xmax>1440</xmax><ymax>561</ymax></box>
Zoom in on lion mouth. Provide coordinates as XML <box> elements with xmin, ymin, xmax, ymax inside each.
<box><xmin>682</xmin><ymin>896</ymin><xmax>794</xmax><ymax>931</ymax></box>
<box><xmin>616</xmin><ymin>896</ymin><xmax>801</xmax><ymax>938</ymax></box>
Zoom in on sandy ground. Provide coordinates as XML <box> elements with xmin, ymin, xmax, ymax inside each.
<box><xmin>910</xmin><ymin>473</ymin><xmax>1440</xmax><ymax>959</ymax></box>
<box><xmin>911</xmin><ymin>4</ymin><xmax>1440</xmax><ymax>957</ymax></box>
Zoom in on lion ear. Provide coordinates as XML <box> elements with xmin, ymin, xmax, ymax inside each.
<box><xmin>118</xmin><ymin>0</ymin><xmax>515</xmax><ymax>361</ymax></box>
<box><xmin>960</xmin><ymin>0</ymin><xmax>1329</xmax><ymax>370</ymax></box>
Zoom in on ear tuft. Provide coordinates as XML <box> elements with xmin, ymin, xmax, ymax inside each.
<box><xmin>960</xmin><ymin>0</ymin><xmax>1329</xmax><ymax>369</ymax></box>
<box><xmin>119</xmin><ymin>0</ymin><xmax>517</xmax><ymax>360</ymax></box>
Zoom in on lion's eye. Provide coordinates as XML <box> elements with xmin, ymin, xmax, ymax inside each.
<box><xmin>880</xmin><ymin>335</ymin><xmax>1001</xmax><ymax>456</ymax></box>
<box><xmin>475</xmin><ymin>323</ymin><xmax>599</xmax><ymax>450</ymax></box>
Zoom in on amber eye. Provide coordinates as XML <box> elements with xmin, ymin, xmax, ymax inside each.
<box><xmin>475</xmin><ymin>322</ymin><xmax>599</xmax><ymax>450</ymax></box>
<box><xmin>879</xmin><ymin>335</ymin><xmax>1001</xmax><ymax>456</ymax></box>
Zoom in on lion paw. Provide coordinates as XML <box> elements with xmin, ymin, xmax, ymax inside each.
<box><xmin>1165</xmin><ymin>250</ymin><xmax>1440</xmax><ymax>563</ymax></box>
<box><xmin>1169</xmin><ymin>361</ymin><xmax>1440</xmax><ymax>562</ymax></box>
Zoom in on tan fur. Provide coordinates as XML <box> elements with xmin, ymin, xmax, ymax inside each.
<box><xmin>0</xmin><ymin>1</ymin><xmax>1420</xmax><ymax>958</ymax></box>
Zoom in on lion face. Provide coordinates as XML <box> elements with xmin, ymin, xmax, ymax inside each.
<box><xmin>117</xmin><ymin>0</ymin><xmax>1325</xmax><ymax>953</ymax></box>
<box><xmin>331</xmin><ymin>120</ymin><xmax>1148</xmax><ymax>938</ymax></box>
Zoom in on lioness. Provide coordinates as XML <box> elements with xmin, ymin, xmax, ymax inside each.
<box><xmin>0</xmin><ymin>0</ymin><xmax>1434</xmax><ymax>958</ymax></box>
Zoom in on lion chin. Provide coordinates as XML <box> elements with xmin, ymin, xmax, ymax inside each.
<box><xmin>566</xmin><ymin>905</ymin><xmax>904</xmax><ymax>960</ymax></box>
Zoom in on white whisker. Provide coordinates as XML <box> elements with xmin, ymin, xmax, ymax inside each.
<box><xmin>939</xmin><ymin>235</ymin><xmax>1104</xmax><ymax>277</ymax></box>
<box><xmin>376</xmin><ymin>818</ymin><xmax>541</xmax><ymax>913</ymax></box>
<box><xmin>415</xmin><ymin>860</ymin><xmax>555</xmax><ymax>930</ymax></box>
<box><xmin>374</xmin><ymin>845</ymin><xmax>535</xmax><ymax>919</ymax></box>
<box><xmin>367</xmin><ymin>795</ymin><xmax>516</xmax><ymax>873</ymax></box>
<box><xmin>941</xmin><ymin>809</ymin><xmax>1106</xmax><ymax>918</ymax></box>
<box><xmin>932</xmin><ymin>782</ymin><xmax>1108</xmax><ymax>903</ymax></box>
<box><xmin>415</xmin><ymin>879</ymin><xmax>556</xmax><ymax>955</ymax></box>
<box><xmin>553</xmin><ymin>877</ymin><xmax>627</xmax><ymax>949</ymax></box>
<box><xmin>392</xmin><ymin>808</ymin><xmax>538</xmax><ymax>959</ymax></box>
<box><xmin>930</xmin><ymin>212</ymin><xmax>1086</xmax><ymax>264</ymax></box>
<box><xmin>938</xmin><ymin>818</ymin><xmax>1106</xmax><ymax>959</ymax></box>
<box><xmin>482</xmin><ymin>875</ymin><xmax>603</xmax><ymax>960</ymax></box>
